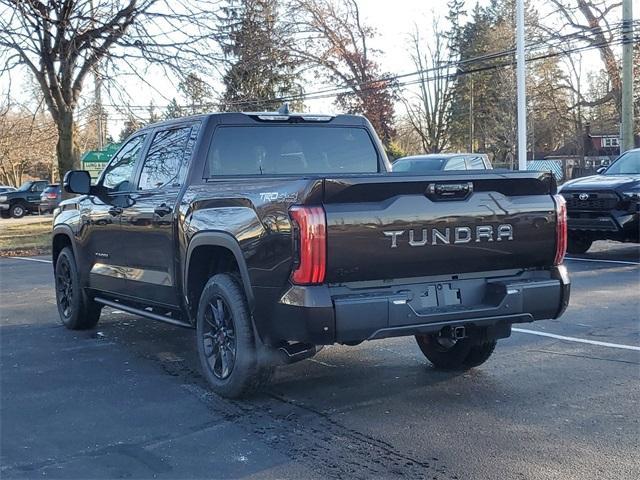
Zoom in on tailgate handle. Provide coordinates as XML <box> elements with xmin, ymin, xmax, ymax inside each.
<box><xmin>426</xmin><ymin>182</ymin><xmax>473</xmax><ymax>200</ymax></box>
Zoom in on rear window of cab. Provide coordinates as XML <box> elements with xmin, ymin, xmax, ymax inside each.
<box><xmin>205</xmin><ymin>126</ymin><xmax>379</xmax><ymax>176</ymax></box>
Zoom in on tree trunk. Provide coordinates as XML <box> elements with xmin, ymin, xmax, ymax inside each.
<box><xmin>56</xmin><ymin>110</ymin><xmax>80</xmax><ymax>183</ymax></box>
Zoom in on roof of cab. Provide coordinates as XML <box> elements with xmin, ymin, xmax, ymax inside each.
<box><xmin>137</xmin><ymin>111</ymin><xmax>368</xmax><ymax>132</ymax></box>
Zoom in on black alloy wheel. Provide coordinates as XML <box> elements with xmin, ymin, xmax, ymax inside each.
<box><xmin>196</xmin><ymin>273</ymin><xmax>274</xmax><ymax>398</ymax></box>
<box><xmin>56</xmin><ymin>255</ymin><xmax>74</xmax><ymax>319</ymax></box>
<box><xmin>202</xmin><ymin>296</ymin><xmax>237</xmax><ymax>380</ymax></box>
<box><xmin>54</xmin><ymin>247</ymin><xmax>101</xmax><ymax>330</ymax></box>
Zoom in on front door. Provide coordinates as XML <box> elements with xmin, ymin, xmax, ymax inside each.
<box><xmin>79</xmin><ymin>134</ymin><xmax>148</xmax><ymax>297</ymax></box>
<box><xmin>119</xmin><ymin>124</ymin><xmax>198</xmax><ymax>307</ymax></box>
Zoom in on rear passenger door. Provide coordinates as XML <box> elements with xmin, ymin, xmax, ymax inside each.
<box><xmin>119</xmin><ymin>123</ymin><xmax>200</xmax><ymax>307</ymax></box>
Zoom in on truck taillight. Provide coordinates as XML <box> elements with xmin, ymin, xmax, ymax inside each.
<box><xmin>289</xmin><ymin>205</ymin><xmax>326</xmax><ymax>284</ymax></box>
<box><xmin>553</xmin><ymin>194</ymin><xmax>567</xmax><ymax>265</ymax></box>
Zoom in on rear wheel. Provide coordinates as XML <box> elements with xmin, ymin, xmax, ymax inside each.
<box><xmin>415</xmin><ymin>334</ymin><xmax>497</xmax><ymax>370</ymax></box>
<box><xmin>196</xmin><ymin>273</ymin><xmax>273</xmax><ymax>398</ymax></box>
<box><xmin>55</xmin><ymin>247</ymin><xmax>101</xmax><ymax>330</ymax></box>
<box><xmin>9</xmin><ymin>203</ymin><xmax>27</xmax><ymax>219</ymax></box>
<box><xmin>567</xmin><ymin>234</ymin><xmax>593</xmax><ymax>254</ymax></box>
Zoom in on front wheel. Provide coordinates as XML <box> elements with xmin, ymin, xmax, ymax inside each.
<box><xmin>415</xmin><ymin>334</ymin><xmax>497</xmax><ymax>370</ymax></box>
<box><xmin>9</xmin><ymin>203</ymin><xmax>27</xmax><ymax>218</ymax></box>
<box><xmin>567</xmin><ymin>234</ymin><xmax>593</xmax><ymax>254</ymax></box>
<box><xmin>196</xmin><ymin>273</ymin><xmax>273</xmax><ymax>398</ymax></box>
<box><xmin>55</xmin><ymin>247</ymin><xmax>101</xmax><ymax>329</ymax></box>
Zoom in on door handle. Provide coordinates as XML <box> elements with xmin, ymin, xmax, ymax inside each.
<box><xmin>108</xmin><ymin>206</ymin><xmax>123</xmax><ymax>216</ymax></box>
<box><xmin>154</xmin><ymin>204</ymin><xmax>172</xmax><ymax>217</ymax></box>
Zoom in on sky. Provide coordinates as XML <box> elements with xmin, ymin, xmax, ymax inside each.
<box><xmin>2</xmin><ymin>0</ymin><xmax>629</xmax><ymax>141</ymax></box>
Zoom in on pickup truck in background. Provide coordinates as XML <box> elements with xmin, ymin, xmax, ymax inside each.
<box><xmin>53</xmin><ymin>111</ymin><xmax>570</xmax><ymax>398</ymax></box>
<box><xmin>0</xmin><ymin>180</ymin><xmax>49</xmax><ymax>218</ymax></box>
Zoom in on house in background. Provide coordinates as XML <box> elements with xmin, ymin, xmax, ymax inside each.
<box><xmin>542</xmin><ymin>123</ymin><xmax>639</xmax><ymax>181</ymax></box>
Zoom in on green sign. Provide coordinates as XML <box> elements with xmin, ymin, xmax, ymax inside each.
<box><xmin>81</xmin><ymin>143</ymin><xmax>121</xmax><ymax>180</ymax></box>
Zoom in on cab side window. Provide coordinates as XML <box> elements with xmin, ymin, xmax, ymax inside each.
<box><xmin>138</xmin><ymin>126</ymin><xmax>192</xmax><ymax>190</ymax></box>
<box><xmin>102</xmin><ymin>135</ymin><xmax>147</xmax><ymax>191</ymax></box>
<box><xmin>444</xmin><ymin>157</ymin><xmax>467</xmax><ymax>170</ymax></box>
<box><xmin>466</xmin><ymin>156</ymin><xmax>486</xmax><ymax>170</ymax></box>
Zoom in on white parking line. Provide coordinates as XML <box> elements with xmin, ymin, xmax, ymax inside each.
<box><xmin>565</xmin><ymin>257</ymin><xmax>640</xmax><ymax>266</ymax></box>
<box><xmin>513</xmin><ymin>328</ymin><xmax>640</xmax><ymax>351</ymax></box>
<box><xmin>8</xmin><ymin>256</ymin><xmax>52</xmax><ymax>264</ymax></box>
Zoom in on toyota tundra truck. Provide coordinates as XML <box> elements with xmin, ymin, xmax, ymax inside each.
<box><xmin>53</xmin><ymin>111</ymin><xmax>570</xmax><ymax>398</ymax></box>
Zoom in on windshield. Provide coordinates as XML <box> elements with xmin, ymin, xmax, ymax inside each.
<box><xmin>392</xmin><ymin>157</ymin><xmax>446</xmax><ymax>173</ymax></box>
<box><xmin>604</xmin><ymin>151</ymin><xmax>640</xmax><ymax>175</ymax></box>
<box><xmin>16</xmin><ymin>182</ymin><xmax>32</xmax><ymax>191</ymax></box>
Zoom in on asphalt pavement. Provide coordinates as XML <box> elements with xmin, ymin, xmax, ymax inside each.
<box><xmin>1</xmin><ymin>241</ymin><xmax>639</xmax><ymax>479</ymax></box>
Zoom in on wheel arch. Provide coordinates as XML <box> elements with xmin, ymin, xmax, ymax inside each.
<box><xmin>185</xmin><ymin>232</ymin><xmax>254</xmax><ymax>322</ymax></box>
<box><xmin>52</xmin><ymin>225</ymin><xmax>78</xmax><ymax>267</ymax></box>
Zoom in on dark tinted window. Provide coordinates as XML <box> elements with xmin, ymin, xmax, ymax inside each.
<box><xmin>102</xmin><ymin>135</ymin><xmax>146</xmax><ymax>191</ymax></box>
<box><xmin>466</xmin><ymin>156</ymin><xmax>486</xmax><ymax>170</ymax></box>
<box><xmin>138</xmin><ymin>127</ymin><xmax>191</xmax><ymax>190</ymax></box>
<box><xmin>443</xmin><ymin>157</ymin><xmax>467</xmax><ymax>170</ymax></box>
<box><xmin>392</xmin><ymin>158</ymin><xmax>446</xmax><ymax>173</ymax></box>
<box><xmin>206</xmin><ymin>126</ymin><xmax>378</xmax><ymax>176</ymax></box>
<box><xmin>604</xmin><ymin>151</ymin><xmax>640</xmax><ymax>175</ymax></box>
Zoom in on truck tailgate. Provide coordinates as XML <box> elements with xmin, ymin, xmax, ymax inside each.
<box><xmin>322</xmin><ymin>172</ymin><xmax>557</xmax><ymax>283</ymax></box>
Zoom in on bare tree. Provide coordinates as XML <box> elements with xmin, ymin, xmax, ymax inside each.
<box><xmin>0</xmin><ymin>102</ymin><xmax>57</xmax><ymax>186</ymax></box>
<box><xmin>542</xmin><ymin>0</ymin><xmax>622</xmax><ymax>113</ymax></box>
<box><xmin>289</xmin><ymin>0</ymin><xmax>396</xmax><ymax>143</ymax></box>
<box><xmin>0</xmin><ymin>0</ymin><xmax>223</xmax><ymax>181</ymax></box>
<box><xmin>402</xmin><ymin>23</ymin><xmax>456</xmax><ymax>153</ymax></box>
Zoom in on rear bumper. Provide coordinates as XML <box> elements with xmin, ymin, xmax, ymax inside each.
<box><xmin>268</xmin><ymin>267</ymin><xmax>570</xmax><ymax>345</ymax></box>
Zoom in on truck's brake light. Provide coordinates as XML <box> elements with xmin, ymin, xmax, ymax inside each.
<box><xmin>553</xmin><ymin>194</ymin><xmax>567</xmax><ymax>265</ymax></box>
<box><xmin>289</xmin><ymin>206</ymin><xmax>326</xmax><ymax>284</ymax></box>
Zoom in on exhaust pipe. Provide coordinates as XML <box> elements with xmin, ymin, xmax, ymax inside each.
<box><xmin>278</xmin><ymin>342</ymin><xmax>318</xmax><ymax>364</ymax></box>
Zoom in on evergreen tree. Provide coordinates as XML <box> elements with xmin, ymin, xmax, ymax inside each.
<box><xmin>179</xmin><ymin>73</ymin><xmax>214</xmax><ymax>114</ymax></box>
<box><xmin>164</xmin><ymin>98</ymin><xmax>185</xmax><ymax>119</ymax></box>
<box><xmin>219</xmin><ymin>0</ymin><xmax>303</xmax><ymax>112</ymax></box>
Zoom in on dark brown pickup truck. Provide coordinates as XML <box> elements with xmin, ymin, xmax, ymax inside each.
<box><xmin>53</xmin><ymin>111</ymin><xmax>570</xmax><ymax>397</ymax></box>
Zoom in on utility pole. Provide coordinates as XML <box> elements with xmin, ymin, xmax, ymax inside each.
<box><xmin>516</xmin><ymin>0</ymin><xmax>527</xmax><ymax>170</ymax></box>
<box><xmin>90</xmin><ymin>0</ymin><xmax>104</xmax><ymax>151</ymax></box>
<box><xmin>469</xmin><ymin>77</ymin><xmax>474</xmax><ymax>152</ymax></box>
<box><xmin>95</xmin><ymin>70</ymin><xmax>104</xmax><ymax>150</ymax></box>
<box><xmin>621</xmin><ymin>0</ymin><xmax>634</xmax><ymax>152</ymax></box>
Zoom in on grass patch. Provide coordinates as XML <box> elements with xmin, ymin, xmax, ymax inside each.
<box><xmin>0</xmin><ymin>219</ymin><xmax>52</xmax><ymax>256</ymax></box>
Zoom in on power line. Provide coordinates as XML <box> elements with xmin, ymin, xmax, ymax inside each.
<box><xmin>87</xmin><ymin>20</ymin><xmax>638</xmax><ymax>115</ymax></box>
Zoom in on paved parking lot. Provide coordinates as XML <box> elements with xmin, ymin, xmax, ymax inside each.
<box><xmin>1</xmin><ymin>242</ymin><xmax>639</xmax><ymax>479</ymax></box>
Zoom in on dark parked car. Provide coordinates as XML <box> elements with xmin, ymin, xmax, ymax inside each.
<box><xmin>39</xmin><ymin>184</ymin><xmax>62</xmax><ymax>214</ymax></box>
<box><xmin>392</xmin><ymin>153</ymin><xmax>492</xmax><ymax>173</ymax></box>
<box><xmin>53</xmin><ymin>111</ymin><xmax>569</xmax><ymax>398</ymax></box>
<box><xmin>559</xmin><ymin>148</ymin><xmax>639</xmax><ymax>253</ymax></box>
<box><xmin>0</xmin><ymin>185</ymin><xmax>16</xmax><ymax>194</ymax></box>
<box><xmin>0</xmin><ymin>180</ymin><xmax>49</xmax><ymax>218</ymax></box>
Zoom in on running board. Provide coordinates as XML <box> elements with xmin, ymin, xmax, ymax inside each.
<box><xmin>94</xmin><ymin>297</ymin><xmax>192</xmax><ymax>329</ymax></box>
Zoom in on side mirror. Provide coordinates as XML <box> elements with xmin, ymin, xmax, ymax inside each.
<box><xmin>63</xmin><ymin>170</ymin><xmax>92</xmax><ymax>194</ymax></box>
<box><xmin>596</xmin><ymin>166</ymin><xmax>607</xmax><ymax>174</ymax></box>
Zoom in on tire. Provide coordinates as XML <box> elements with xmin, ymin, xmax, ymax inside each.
<box><xmin>9</xmin><ymin>203</ymin><xmax>27</xmax><ymax>219</ymax></box>
<box><xmin>415</xmin><ymin>334</ymin><xmax>496</xmax><ymax>370</ymax></box>
<box><xmin>196</xmin><ymin>273</ymin><xmax>273</xmax><ymax>398</ymax></box>
<box><xmin>54</xmin><ymin>247</ymin><xmax>101</xmax><ymax>330</ymax></box>
<box><xmin>463</xmin><ymin>340</ymin><xmax>497</xmax><ymax>367</ymax></box>
<box><xmin>567</xmin><ymin>234</ymin><xmax>593</xmax><ymax>254</ymax></box>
